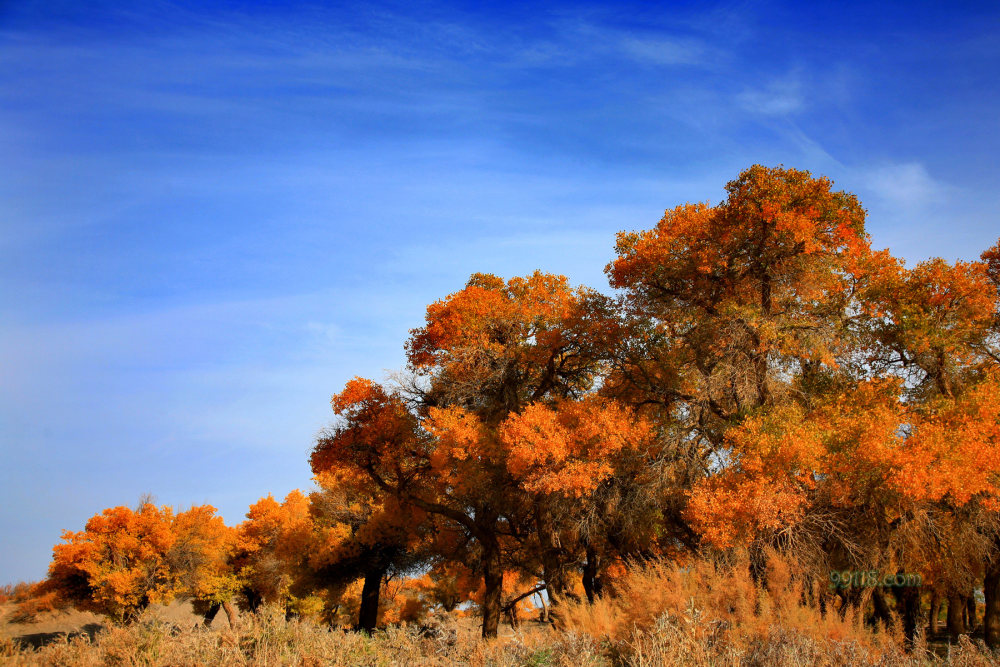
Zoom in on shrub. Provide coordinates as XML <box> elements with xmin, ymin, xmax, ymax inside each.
<box><xmin>559</xmin><ymin>552</ymin><xmax>921</xmax><ymax>665</ymax></box>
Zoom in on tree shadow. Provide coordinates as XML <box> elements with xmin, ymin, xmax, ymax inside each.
<box><xmin>12</xmin><ymin>623</ymin><xmax>104</xmax><ymax>650</ymax></box>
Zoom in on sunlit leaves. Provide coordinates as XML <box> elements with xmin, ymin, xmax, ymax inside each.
<box><xmin>501</xmin><ymin>397</ymin><xmax>654</xmax><ymax>497</ymax></box>
<box><xmin>48</xmin><ymin>503</ymin><xmax>177</xmax><ymax>623</ymax></box>
<box><xmin>607</xmin><ymin>165</ymin><xmax>873</xmax><ymax>427</ymax></box>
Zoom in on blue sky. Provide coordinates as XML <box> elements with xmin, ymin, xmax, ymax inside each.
<box><xmin>1</xmin><ymin>0</ymin><xmax>998</xmax><ymax>582</ymax></box>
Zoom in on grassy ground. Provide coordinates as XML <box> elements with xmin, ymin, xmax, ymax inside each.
<box><xmin>0</xmin><ymin>603</ymin><xmax>576</xmax><ymax>666</ymax></box>
<box><xmin>5</xmin><ymin>557</ymin><xmax>1000</xmax><ymax>665</ymax></box>
<box><xmin>2</xmin><ymin>601</ymin><xmax>998</xmax><ymax>666</ymax></box>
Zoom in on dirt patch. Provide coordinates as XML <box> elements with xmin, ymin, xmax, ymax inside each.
<box><xmin>0</xmin><ymin>599</ymin><xmax>228</xmax><ymax>650</ymax></box>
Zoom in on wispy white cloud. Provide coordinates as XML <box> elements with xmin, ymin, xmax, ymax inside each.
<box><xmin>861</xmin><ymin>162</ymin><xmax>952</xmax><ymax>210</ymax></box>
<box><xmin>532</xmin><ymin>15</ymin><xmax>720</xmax><ymax>70</ymax></box>
<box><xmin>0</xmin><ymin>285</ymin><xmax>417</xmax><ymax>464</ymax></box>
<box><xmin>738</xmin><ymin>76</ymin><xmax>804</xmax><ymax>115</ymax></box>
<box><xmin>846</xmin><ymin>161</ymin><xmax>995</xmax><ymax>263</ymax></box>
<box><xmin>618</xmin><ymin>35</ymin><xmax>708</xmax><ymax>66</ymax></box>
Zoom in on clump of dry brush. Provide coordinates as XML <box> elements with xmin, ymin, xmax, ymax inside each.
<box><xmin>557</xmin><ymin>552</ymin><xmax>997</xmax><ymax>666</ymax></box>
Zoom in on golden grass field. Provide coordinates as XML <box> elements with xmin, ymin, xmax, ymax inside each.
<box><xmin>4</xmin><ymin>559</ymin><xmax>1000</xmax><ymax>667</ymax></box>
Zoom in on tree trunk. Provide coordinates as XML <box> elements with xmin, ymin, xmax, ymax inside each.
<box><xmin>535</xmin><ymin>506</ymin><xmax>569</xmax><ymax>607</ymax></box>
<box><xmin>947</xmin><ymin>592</ymin><xmax>966</xmax><ymax>640</ymax></box>
<box><xmin>985</xmin><ymin>561</ymin><xmax>1000</xmax><ymax>647</ymax></box>
<box><xmin>929</xmin><ymin>591</ymin><xmax>941</xmax><ymax>635</ymax></box>
<box><xmin>539</xmin><ymin>591</ymin><xmax>549</xmax><ymax>623</ymax></box>
<box><xmin>871</xmin><ymin>589</ymin><xmax>894</xmax><ymax>630</ymax></box>
<box><xmin>202</xmin><ymin>602</ymin><xmax>221</xmax><ymax>628</ymax></box>
<box><xmin>222</xmin><ymin>601</ymin><xmax>237</xmax><ymax>629</ymax></box>
<box><xmin>542</xmin><ymin>562</ymin><xmax>569</xmax><ymax>607</ymax></box>
<box><xmin>357</xmin><ymin>564</ymin><xmax>386</xmax><ymax>633</ymax></box>
<box><xmin>582</xmin><ymin>545</ymin><xmax>601</xmax><ymax>604</ymax></box>
<box><xmin>836</xmin><ymin>589</ymin><xmax>849</xmax><ymax>620</ymax></box>
<box><xmin>244</xmin><ymin>589</ymin><xmax>263</xmax><ymax>613</ymax></box>
<box><xmin>892</xmin><ymin>584</ymin><xmax>920</xmax><ymax>645</ymax></box>
<box><xmin>966</xmin><ymin>595</ymin><xmax>977</xmax><ymax>633</ymax></box>
<box><xmin>481</xmin><ymin>539</ymin><xmax>503</xmax><ymax>639</ymax></box>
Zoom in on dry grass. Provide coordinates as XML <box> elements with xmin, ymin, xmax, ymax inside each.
<box><xmin>0</xmin><ymin>584</ymin><xmax>35</xmax><ymax>605</ymax></box>
<box><xmin>0</xmin><ymin>610</ymin><xmax>596</xmax><ymax>667</ymax></box>
<box><xmin>0</xmin><ymin>582</ymin><xmax>61</xmax><ymax>625</ymax></box>
<box><xmin>558</xmin><ymin>553</ymin><xmax>998</xmax><ymax>666</ymax></box>
<box><xmin>3</xmin><ymin>556</ymin><xmax>1000</xmax><ymax>666</ymax></box>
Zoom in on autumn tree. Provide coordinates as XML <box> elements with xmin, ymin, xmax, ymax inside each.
<box><xmin>309</xmin><ymin>377</ymin><xmax>518</xmax><ymax>634</ymax></box>
<box><xmin>420</xmin><ymin>559</ymin><xmax>480</xmax><ymax>613</ymax></box>
<box><xmin>861</xmin><ymin>244</ymin><xmax>1000</xmax><ymax>642</ymax></box>
<box><xmin>405</xmin><ymin>271</ymin><xmax>625</xmax><ymax>619</ymax></box>
<box><xmin>606</xmin><ymin>165</ymin><xmax>872</xmax><ymax>446</ymax></box>
<box><xmin>169</xmin><ymin>505</ymin><xmax>240</xmax><ymax>628</ymax></box>
<box><xmin>605</xmin><ymin>165</ymin><xmax>1000</xmax><ymax>644</ymax></box>
<box><xmin>232</xmin><ymin>490</ymin><xmax>314</xmax><ymax>614</ymax></box>
<box><xmin>404</xmin><ymin>271</ymin><xmax>613</xmax><ymax>420</ymax></box>
<box><xmin>306</xmin><ymin>470</ymin><xmax>432</xmax><ymax>631</ymax></box>
<box><xmin>46</xmin><ymin>502</ymin><xmax>177</xmax><ymax>623</ymax></box>
<box><xmin>498</xmin><ymin>394</ymin><xmax>670</xmax><ymax>603</ymax></box>
<box><xmin>313</xmin><ymin>272</ymin><xmax>618</xmax><ymax>637</ymax></box>
<box><xmin>598</xmin><ymin>166</ymin><xmax>885</xmax><ymax>607</ymax></box>
<box><xmin>683</xmin><ymin>238</ymin><xmax>1000</xmax><ymax>643</ymax></box>
<box><xmin>977</xmin><ymin>239</ymin><xmax>1000</xmax><ymax>646</ymax></box>
<box><xmin>862</xmin><ymin>254</ymin><xmax>997</xmax><ymax>398</ymax></box>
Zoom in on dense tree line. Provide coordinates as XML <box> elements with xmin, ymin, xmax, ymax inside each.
<box><xmin>38</xmin><ymin>166</ymin><xmax>1000</xmax><ymax>645</ymax></box>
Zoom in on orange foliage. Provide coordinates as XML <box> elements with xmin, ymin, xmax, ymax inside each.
<box><xmin>0</xmin><ymin>581</ymin><xmax>36</xmax><ymax>604</ymax></box>
<box><xmin>379</xmin><ymin>575</ymin><xmax>435</xmax><ymax>625</ymax></box>
<box><xmin>685</xmin><ymin>402</ymin><xmax>824</xmax><ymax>548</ymax></box>
<box><xmin>688</xmin><ymin>372</ymin><xmax>1000</xmax><ymax>548</ymax></box>
<box><xmin>982</xmin><ymin>237</ymin><xmax>1000</xmax><ymax>289</ymax></box>
<box><xmin>405</xmin><ymin>270</ymin><xmax>610</xmax><ymax>421</ymax></box>
<box><xmin>311</xmin><ymin>379</ymin><xmax>422</xmax><ymax>486</ymax></box>
<box><xmin>903</xmin><ymin>373</ymin><xmax>1000</xmax><ymax>507</ymax></box>
<box><xmin>500</xmin><ymin>396</ymin><xmax>654</xmax><ymax>497</ymax></box>
<box><xmin>864</xmin><ymin>255</ymin><xmax>996</xmax><ymax>396</ymax></box>
<box><xmin>47</xmin><ymin>503</ymin><xmax>177</xmax><ymax>622</ymax></box>
<box><xmin>608</xmin><ymin>165</ymin><xmax>870</xmax><ymax>376</ymax></box>
<box><xmin>0</xmin><ymin>581</ymin><xmax>61</xmax><ymax>623</ymax></box>
<box><xmin>169</xmin><ymin>505</ymin><xmax>238</xmax><ymax>604</ymax></box>
<box><xmin>407</xmin><ymin>271</ymin><xmax>588</xmax><ymax>373</ymax></box>
<box><xmin>234</xmin><ymin>491</ymin><xmax>313</xmax><ymax>607</ymax></box>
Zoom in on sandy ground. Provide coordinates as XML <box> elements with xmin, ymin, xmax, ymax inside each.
<box><xmin>0</xmin><ymin>599</ymin><xmax>230</xmax><ymax>649</ymax></box>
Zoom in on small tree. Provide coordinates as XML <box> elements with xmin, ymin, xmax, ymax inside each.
<box><xmin>231</xmin><ymin>491</ymin><xmax>313</xmax><ymax>614</ymax></box>
<box><xmin>170</xmin><ymin>505</ymin><xmax>240</xmax><ymax>627</ymax></box>
<box><xmin>46</xmin><ymin>502</ymin><xmax>176</xmax><ymax>623</ymax></box>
